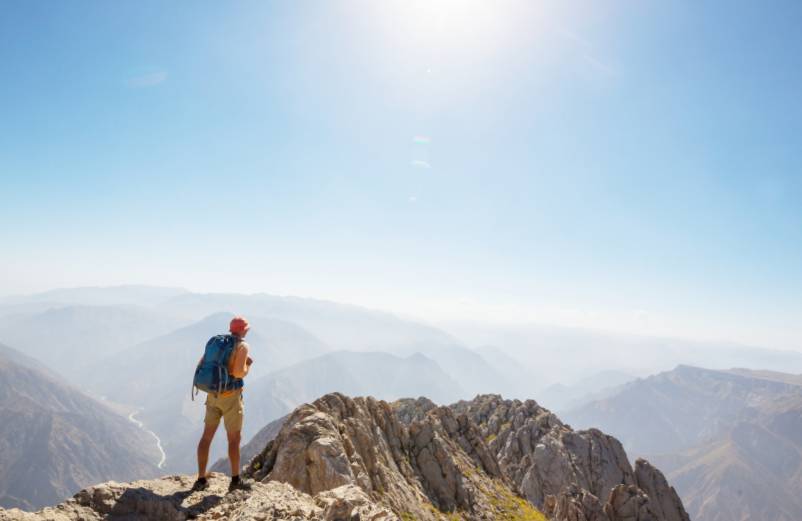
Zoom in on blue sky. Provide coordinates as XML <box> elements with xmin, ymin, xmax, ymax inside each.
<box><xmin>1</xmin><ymin>1</ymin><xmax>801</xmax><ymax>349</ymax></box>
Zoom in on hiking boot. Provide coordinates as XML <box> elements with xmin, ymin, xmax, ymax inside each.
<box><xmin>190</xmin><ymin>477</ymin><xmax>209</xmax><ymax>492</ymax></box>
<box><xmin>228</xmin><ymin>475</ymin><xmax>253</xmax><ymax>493</ymax></box>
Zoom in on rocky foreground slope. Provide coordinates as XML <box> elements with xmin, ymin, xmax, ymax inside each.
<box><xmin>0</xmin><ymin>474</ymin><xmax>394</xmax><ymax>521</ymax></box>
<box><xmin>0</xmin><ymin>393</ymin><xmax>688</xmax><ymax>521</ymax></box>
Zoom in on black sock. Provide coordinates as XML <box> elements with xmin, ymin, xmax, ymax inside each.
<box><xmin>231</xmin><ymin>475</ymin><xmax>240</xmax><ymax>483</ymax></box>
<box><xmin>197</xmin><ymin>477</ymin><xmax>207</xmax><ymax>483</ymax></box>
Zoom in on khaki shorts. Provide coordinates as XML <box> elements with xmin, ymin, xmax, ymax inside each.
<box><xmin>204</xmin><ymin>391</ymin><xmax>244</xmax><ymax>433</ymax></box>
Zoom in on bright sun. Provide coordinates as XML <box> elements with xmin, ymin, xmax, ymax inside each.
<box><xmin>371</xmin><ymin>0</ymin><xmax>542</xmax><ymax>62</ymax></box>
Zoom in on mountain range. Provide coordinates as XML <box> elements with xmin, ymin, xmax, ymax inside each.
<box><xmin>446</xmin><ymin>321</ymin><xmax>802</xmax><ymax>390</ymax></box>
<box><xmin>0</xmin><ymin>286</ymin><xmax>523</xmax><ymax>475</ymax></box>
<box><xmin>0</xmin><ymin>304</ymin><xmax>188</xmax><ymax>382</ymax></box>
<box><xmin>2</xmin><ymin>285</ymin><xmax>801</xmax><ymax>518</ymax></box>
<box><xmin>565</xmin><ymin>364</ymin><xmax>802</xmax><ymax>521</ymax></box>
<box><xmin>0</xmin><ymin>343</ymin><xmax>161</xmax><ymax>510</ymax></box>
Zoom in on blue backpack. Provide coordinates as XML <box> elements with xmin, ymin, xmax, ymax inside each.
<box><xmin>192</xmin><ymin>334</ymin><xmax>244</xmax><ymax>399</ymax></box>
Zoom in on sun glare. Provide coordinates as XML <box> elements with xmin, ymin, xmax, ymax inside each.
<box><xmin>372</xmin><ymin>0</ymin><xmax>540</xmax><ymax>62</ymax></box>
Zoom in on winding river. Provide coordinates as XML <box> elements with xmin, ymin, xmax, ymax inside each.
<box><xmin>127</xmin><ymin>410</ymin><xmax>167</xmax><ymax>469</ymax></box>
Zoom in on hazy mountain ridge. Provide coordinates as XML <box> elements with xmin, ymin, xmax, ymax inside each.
<box><xmin>247</xmin><ymin>350</ymin><xmax>465</xmax><ymax>414</ymax></box>
<box><xmin>0</xmin><ymin>286</ymin><xmax>796</xmax><ymax>519</ymax></box>
<box><xmin>0</xmin><ymin>304</ymin><xmax>188</xmax><ymax>381</ymax></box>
<box><xmin>0</xmin><ymin>344</ymin><xmax>161</xmax><ymax>510</ymax></box>
<box><xmin>0</xmin><ymin>343</ymin><xmax>62</xmax><ymax>381</ymax></box>
<box><xmin>446</xmin><ymin>322</ymin><xmax>802</xmax><ymax>391</ymax></box>
<box><xmin>0</xmin><ymin>287</ymin><xmax>519</xmax><ymax>474</ymax></box>
<box><xmin>536</xmin><ymin>369</ymin><xmax>638</xmax><ymax>412</ymax></box>
<box><xmin>0</xmin><ymin>286</ymin><xmax>189</xmax><ymax>308</ymax></box>
<box><xmin>724</xmin><ymin>367</ymin><xmax>802</xmax><ymax>387</ymax></box>
<box><xmin>154</xmin><ymin>291</ymin><xmax>518</xmax><ymax>397</ymax></box>
<box><xmin>565</xmin><ymin>364</ymin><xmax>802</xmax><ymax>521</ymax></box>
<box><xmin>157</xmin><ymin>291</ymin><xmax>460</xmax><ymax>351</ymax></box>
<box><xmin>0</xmin><ymin>286</ymin><xmax>508</xmax><ymax>397</ymax></box>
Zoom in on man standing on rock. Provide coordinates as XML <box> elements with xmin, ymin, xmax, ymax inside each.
<box><xmin>192</xmin><ymin>316</ymin><xmax>255</xmax><ymax>493</ymax></box>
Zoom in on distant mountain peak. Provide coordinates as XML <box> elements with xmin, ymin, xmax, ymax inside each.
<box><xmin>565</xmin><ymin>364</ymin><xmax>802</xmax><ymax>521</ymax></box>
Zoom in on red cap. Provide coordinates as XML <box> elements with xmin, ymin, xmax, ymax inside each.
<box><xmin>229</xmin><ymin>316</ymin><xmax>250</xmax><ymax>336</ymax></box>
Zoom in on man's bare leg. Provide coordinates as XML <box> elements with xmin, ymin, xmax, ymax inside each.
<box><xmin>227</xmin><ymin>429</ymin><xmax>241</xmax><ymax>476</ymax></box>
<box><xmin>197</xmin><ymin>423</ymin><xmax>218</xmax><ymax>479</ymax></box>
<box><xmin>226</xmin><ymin>430</ymin><xmax>252</xmax><ymax>492</ymax></box>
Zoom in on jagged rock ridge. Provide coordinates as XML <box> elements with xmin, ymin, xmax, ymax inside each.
<box><xmin>245</xmin><ymin>393</ymin><xmax>535</xmax><ymax>520</ymax></box>
<box><xmin>450</xmin><ymin>395</ymin><xmax>690</xmax><ymax>521</ymax></box>
<box><xmin>246</xmin><ymin>393</ymin><xmax>686</xmax><ymax>521</ymax></box>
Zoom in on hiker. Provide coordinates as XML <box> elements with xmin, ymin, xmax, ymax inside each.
<box><xmin>191</xmin><ymin>316</ymin><xmax>254</xmax><ymax>493</ymax></box>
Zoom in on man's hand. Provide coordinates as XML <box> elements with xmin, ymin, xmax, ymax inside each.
<box><xmin>246</xmin><ymin>357</ymin><xmax>253</xmax><ymax>366</ymax></box>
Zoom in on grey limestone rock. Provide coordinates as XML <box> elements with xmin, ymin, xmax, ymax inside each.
<box><xmin>0</xmin><ymin>474</ymin><xmax>396</xmax><ymax>521</ymax></box>
<box><xmin>632</xmin><ymin>459</ymin><xmax>690</xmax><ymax>521</ymax></box>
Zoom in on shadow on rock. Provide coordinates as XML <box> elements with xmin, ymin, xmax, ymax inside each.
<box><xmin>107</xmin><ymin>487</ymin><xmax>222</xmax><ymax>520</ymax></box>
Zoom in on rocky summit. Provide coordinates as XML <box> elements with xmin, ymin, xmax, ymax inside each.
<box><xmin>0</xmin><ymin>393</ymin><xmax>688</xmax><ymax>521</ymax></box>
<box><xmin>0</xmin><ymin>474</ymin><xmax>393</xmax><ymax>521</ymax></box>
